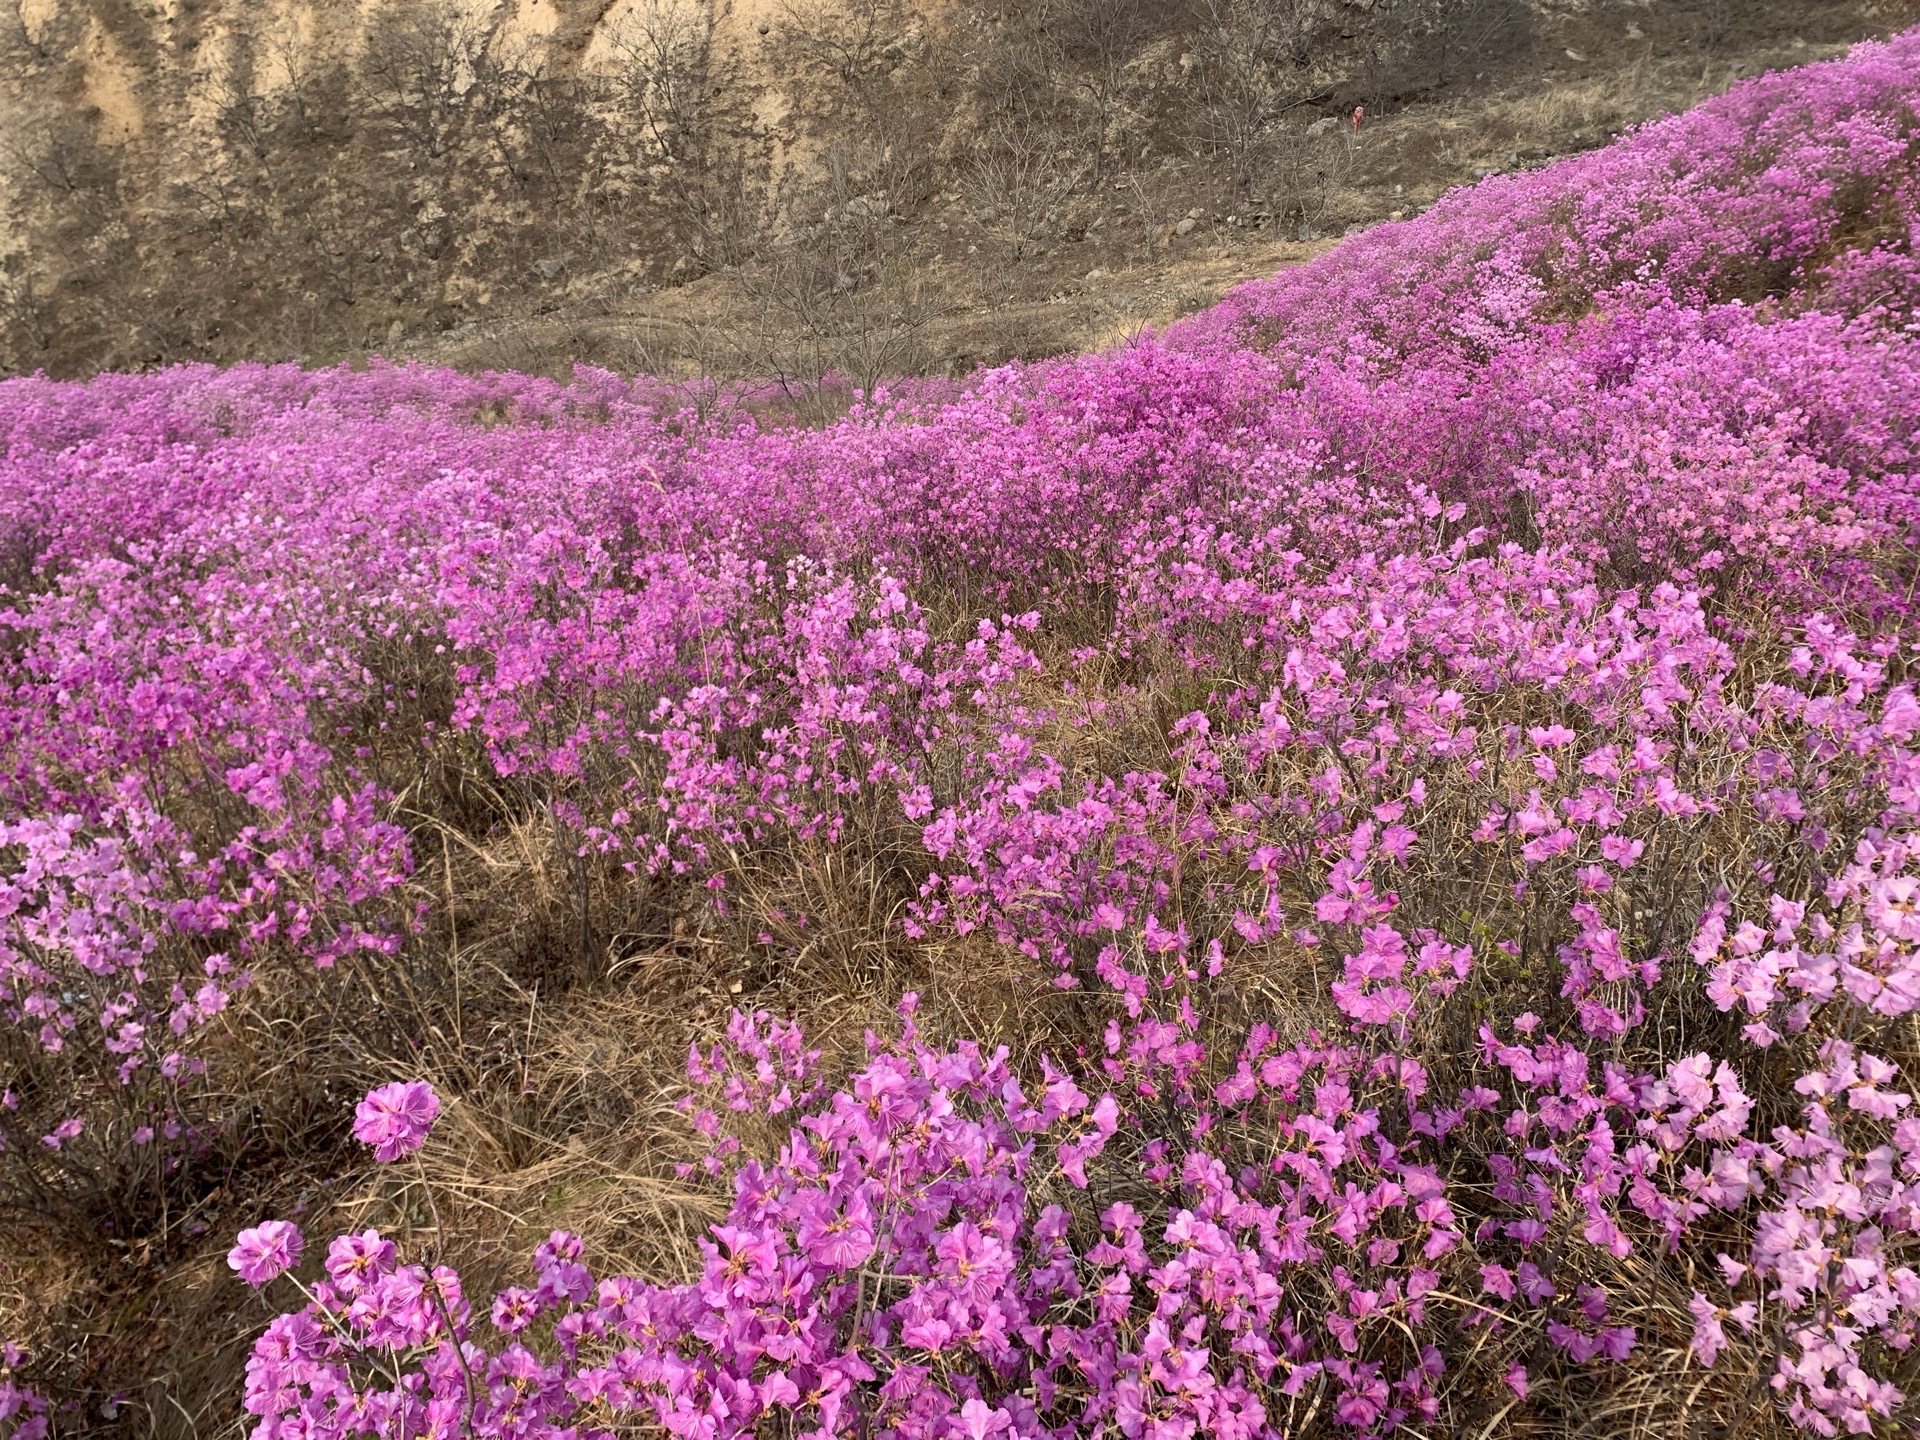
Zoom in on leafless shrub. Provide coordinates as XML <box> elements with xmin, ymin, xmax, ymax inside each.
<box><xmin>1117</xmin><ymin>160</ymin><xmax>1187</xmax><ymax>259</ymax></box>
<box><xmin>595</xmin><ymin>0</ymin><xmax>774</xmax><ymax>275</ymax></box>
<box><xmin>962</xmin><ymin>127</ymin><xmax>1085</xmax><ymax>261</ymax></box>
<box><xmin>731</xmin><ymin>184</ymin><xmax>943</xmax><ymax>409</ymax></box>
<box><xmin>1342</xmin><ymin>0</ymin><xmax>1531</xmax><ymax>100</ymax></box>
<box><xmin>603</xmin><ymin>0</ymin><xmax>715</xmax><ymax>171</ymax></box>
<box><xmin>777</xmin><ymin>0</ymin><xmax>912</xmax><ymax>97</ymax></box>
<box><xmin>1267</xmin><ymin>123</ymin><xmax>1366</xmax><ymax>237</ymax></box>
<box><xmin>258</xmin><ymin>15</ymin><xmax>328</xmax><ymax>142</ymax></box>
<box><xmin>0</xmin><ymin>261</ymin><xmax>53</xmax><ymax>373</ymax></box>
<box><xmin>1046</xmin><ymin>0</ymin><xmax>1164</xmax><ymax>181</ymax></box>
<box><xmin>776</xmin><ymin>0</ymin><xmax>945</xmax><ymax>211</ymax></box>
<box><xmin>1693</xmin><ymin>0</ymin><xmax>1740</xmax><ymax>53</ymax></box>
<box><xmin>1181</xmin><ymin>0</ymin><xmax>1331</xmax><ymax>195</ymax></box>
<box><xmin>1427</xmin><ymin>0</ymin><xmax>1533</xmax><ymax>85</ymax></box>
<box><xmin>357</xmin><ymin>3</ymin><xmax>490</xmax><ymax>169</ymax></box>
<box><xmin>494</xmin><ymin>44</ymin><xmax>599</xmax><ymax>193</ymax></box>
<box><xmin>205</xmin><ymin>49</ymin><xmax>277</xmax><ymax>167</ymax></box>
<box><xmin>0</xmin><ymin>107</ymin><xmax>114</xmax><ymax>206</ymax></box>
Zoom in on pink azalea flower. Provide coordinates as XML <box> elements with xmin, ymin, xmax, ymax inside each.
<box><xmin>353</xmin><ymin>1081</ymin><xmax>441</xmax><ymax>1162</ymax></box>
<box><xmin>228</xmin><ymin>1220</ymin><xmax>304</xmax><ymax>1287</ymax></box>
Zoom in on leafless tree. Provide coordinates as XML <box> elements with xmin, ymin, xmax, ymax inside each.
<box><xmin>358</xmin><ymin>3</ymin><xmax>489</xmax><ymax>167</ymax></box>
<box><xmin>206</xmin><ymin>50</ymin><xmax>277</xmax><ymax>165</ymax></box>
<box><xmin>962</xmin><ymin>125</ymin><xmax>1084</xmax><ymax>261</ymax></box>
<box><xmin>1</xmin><ymin>108</ymin><xmax>108</xmax><ymax>201</ymax></box>
<box><xmin>598</xmin><ymin>0</ymin><xmax>768</xmax><ymax>273</ymax></box>
<box><xmin>777</xmin><ymin>0</ymin><xmax>907</xmax><ymax>98</ymax></box>
<box><xmin>257</xmin><ymin>16</ymin><xmax>327</xmax><ymax>140</ymax></box>
<box><xmin>507</xmin><ymin>47</ymin><xmax>600</xmax><ymax>194</ymax></box>
<box><xmin>776</xmin><ymin>0</ymin><xmax>943</xmax><ymax>209</ymax></box>
<box><xmin>1046</xmin><ymin>0</ymin><xmax>1162</xmax><ymax>183</ymax></box>
<box><xmin>0</xmin><ymin>257</ymin><xmax>54</xmax><ymax>371</ymax></box>
<box><xmin>732</xmin><ymin>177</ymin><xmax>943</xmax><ymax>405</ymax></box>
<box><xmin>1183</xmin><ymin>0</ymin><xmax>1331</xmax><ymax>195</ymax></box>
<box><xmin>1119</xmin><ymin>160</ymin><xmax>1186</xmax><ymax>260</ymax></box>
<box><xmin>603</xmin><ymin>0</ymin><xmax>715</xmax><ymax>170</ymax></box>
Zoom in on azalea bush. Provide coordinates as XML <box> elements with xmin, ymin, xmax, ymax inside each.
<box><xmin>229</xmin><ymin>604</ymin><xmax>1920</xmax><ymax>1438</ymax></box>
<box><xmin>4</xmin><ymin>26</ymin><xmax>1920</xmax><ymax>1437</ymax></box>
<box><xmin>0</xmin><ymin>1347</ymin><xmax>45</xmax><ymax>1440</ymax></box>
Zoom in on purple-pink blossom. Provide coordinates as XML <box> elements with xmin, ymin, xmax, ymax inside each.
<box><xmin>352</xmin><ymin>1082</ymin><xmax>441</xmax><ymax>1162</ymax></box>
<box><xmin>227</xmin><ymin>1220</ymin><xmax>304</xmax><ymax>1287</ymax></box>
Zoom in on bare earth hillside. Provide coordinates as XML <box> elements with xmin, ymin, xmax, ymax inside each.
<box><xmin>0</xmin><ymin>0</ymin><xmax>1908</xmax><ymax>382</ymax></box>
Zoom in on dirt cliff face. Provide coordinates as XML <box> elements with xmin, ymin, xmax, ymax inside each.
<box><xmin>0</xmin><ymin>0</ymin><xmax>1903</xmax><ymax>380</ymax></box>
<box><xmin>1</xmin><ymin>0</ymin><xmax>802</xmax><ymax>367</ymax></box>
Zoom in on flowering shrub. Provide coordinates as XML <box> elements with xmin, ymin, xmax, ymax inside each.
<box><xmin>0</xmin><ymin>1347</ymin><xmax>46</xmax><ymax>1440</ymax></box>
<box><xmin>353</xmin><ymin>1082</ymin><xmax>442</xmax><ymax>1163</ymax></box>
<box><xmin>229</xmin><ymin>1220</ymin><xmax>306</xmax><ymax>1288</ymax></box>
<box><xmin>0</xmin><ymin>26</ymin><xmax>1918</xmax><ymax>1436</ymax></box>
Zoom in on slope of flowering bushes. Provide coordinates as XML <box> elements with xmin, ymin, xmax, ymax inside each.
<box><xmin>7</xmin><ymin>29</ymin><xmax>1920</xmax><ymax>1439</ymax></box>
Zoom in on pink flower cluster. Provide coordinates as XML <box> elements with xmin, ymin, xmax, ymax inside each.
<box><xmin>234</xmin><ymin>905</ymin><xmax>1920</xmax><ymax>1440</ymax></box>
<box><xmin>353</xmin><ymin>1081</ymin><xmax>441</xmax><ymax>1163</ymax></box>
<box><xmin>230</xmin><ymin>1220</ymin><xmax>306</xmax><ymax>1288</ymax></box>
<box><xmin>0</xmin><ymin>26</ymin><xmax>1912</xmax><ymax>1437</ymax></box>
<box><xmin>0</xmin><ymin>1345</ymin><xmax>46</xmax><ymax>1440</ymax></box>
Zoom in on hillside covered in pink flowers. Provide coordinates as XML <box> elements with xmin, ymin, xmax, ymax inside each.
<box><xmin>5</xmin><ymin>28</ymin><xmax>1920</xmax><ymax>1439</ymax></box>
